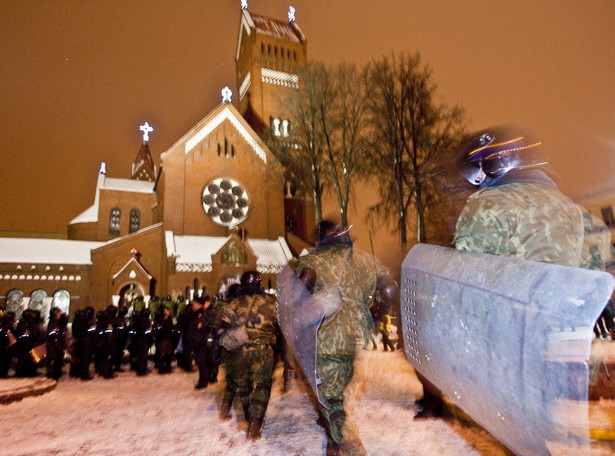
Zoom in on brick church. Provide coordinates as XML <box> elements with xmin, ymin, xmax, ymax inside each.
<box><xmin>0</xmin><ymin>6</ymin><xmax>313</xmax><ymax>319</ymax></box>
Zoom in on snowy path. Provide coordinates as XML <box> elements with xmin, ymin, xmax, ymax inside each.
<box><xmin>0</xmin><ymin>350</ymin><xmax>511</xmax><ymax>456</ymax></box>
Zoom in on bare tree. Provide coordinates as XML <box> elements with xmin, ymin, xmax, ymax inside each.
<box><xmin>280</xmin><ymin>62</ymin><xmax>372</xmax><ymax>229</ymax></box>
<box><xmin>367</xmin><ymin>52</ymin><xmax>466</xmax><ymax>247</ymax></box>
<box><xmin>320</xmin><ymin>62</ymin><xmax>372</xmax><ymax>228</ymax></box>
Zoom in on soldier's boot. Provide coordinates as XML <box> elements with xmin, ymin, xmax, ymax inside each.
<box><xmin>219</xmin><ymin>398</ymin><xmax>232</xmax><ymax>421</ymax></box>
<box><xmin>247</xmin><ymin>417</ymin><xmax>263</xmax><ymax>441</ymax></box>
<box><xmin>242</xmin><ymin>403</ymin><xmax>251</xmax><ymax>423</ymax></box>
<box><xmin>235</xmin><ymin>395</ymin><xmax>251</xmax><ymax>432</ymax></box>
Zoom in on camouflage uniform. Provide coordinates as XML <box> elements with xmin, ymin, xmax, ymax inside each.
<box><xmin>454</xmin><ymin>180</ymin><xmax>614</xmax><ymax>339</ymax></box>
<box><xmin>453</xmin><ymin>182</ymin><xmax>612</xmax><ymax>269</ymax></box>
<box><xmin>297</xmin><ymin>244</ymin><xmax>389</xmax><ymax>456</ymax></box>
<box><xmin>220</xmin><ymin>292</ymin><xmax>278</xmax><ymax>424</ymax></box>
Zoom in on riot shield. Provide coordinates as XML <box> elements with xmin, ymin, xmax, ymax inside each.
<box><xmin>277</xmin><ymin>265</ymin><xmax>342</xmax><ymax>409</ymax></box>
<box><xmin>401</xmin><ymin>244</ymin><xmax>614</xmax><ymax>456</ymax></box>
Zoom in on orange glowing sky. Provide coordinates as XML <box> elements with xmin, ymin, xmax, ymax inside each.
<box><xmin>1</xmin><ymin>0</ymin><xmax>614</xmax><ymax>235</ymax></box>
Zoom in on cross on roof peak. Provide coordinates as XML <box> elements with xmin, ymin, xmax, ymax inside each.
<box><xmin>140</xmin><ymin>122</ymin><xmax>153</xmax><ymax>142</ymax></box>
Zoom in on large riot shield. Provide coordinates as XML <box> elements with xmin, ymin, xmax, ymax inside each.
<box><xmin>401</xmin><ymin>244</ymin><xmax>614</xmax><ymax>456</ymax></box>
<box><xmin>277</xmin><ymin>265</ymin><xmax>342</xmax><ymax>409</ymax></box>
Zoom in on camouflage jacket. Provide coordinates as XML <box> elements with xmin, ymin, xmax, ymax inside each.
<box><xmin>453</xmin><ymin>182</ymin><xmax>613</xmax><ymax>269</ymax></box>
<box><xmin>220</xmin><ymin>292</ymin><xmax>278</xmax><ymax>346</ymax></box>
<box><xmin>297</xmin><ymin>244</ymin><xmax>390</xmax><ymax>356</ymax></box>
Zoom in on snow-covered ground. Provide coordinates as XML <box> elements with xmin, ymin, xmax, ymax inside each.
<box><xmin>1</xmin><ymin>346</ymin><xmax>614</xmax><ymax>455</ymax></box>
<box><xmin>0</xmin><ymin>348</ymin><xmax>506</xmax><ymax>456</ymax></box>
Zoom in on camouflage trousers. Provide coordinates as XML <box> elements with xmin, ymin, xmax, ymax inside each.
<box><xmin>317</xmin><ymin>354</ymin><xmax>366</xmax><ymax>456</ymax></box>
<box><xmin>223</xmin><ymin>344</ymin><xmax>274</xmax><ymax>421</ymax></box>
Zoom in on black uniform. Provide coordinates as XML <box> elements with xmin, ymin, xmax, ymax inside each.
<box><xmin>129</xmin><ymin>309</ymin><xmax>153</xmax><ymax>376</ymax></box>
<box><xmin>154</xmin><ymin>306</ymin><xmax>177</xmax><ymax>374</ymax></box>
<box><xmin>13</xmin><ymin>309</ymin><xmax>46</xmax><ymax>377</ymax></box>
<box><xmin>176</xmin><ymin>306</ymin><xmax>194</xmax><ymax>372</ymax></box>
<box><xmin>187</xmin><ymin>298</ymin><xmax>214</xmax><ymax>389</ymax></box>
<box><xmin>72</xmin><ymin>306</ymin><xmax>96</xmax><ymax>380</ymax></box>
<box><xmin>0</xmin><ymin>310</ymin><xmax>16</xmax><ymax>378</ymax></box>
<box><xmin>112</xmin><ymin>306</ymin><xmax>129</xmax><ymax>372</ymax></box>
<box><xmin>95</xmin><ymin>306</ymin><xmax>118</xmax><ymax>379</ymax></box>
<box><xmin>46</xmin><ymin>308</ymin><xmax>68</xmax><ymax>380</ymax></box>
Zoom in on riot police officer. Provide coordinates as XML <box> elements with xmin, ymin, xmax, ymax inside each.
<box><xmin>46</xmin><ymin>306</ymin><xmax>68</xmax><ymax>380</ymax></box>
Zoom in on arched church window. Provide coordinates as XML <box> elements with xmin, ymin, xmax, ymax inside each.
<box><xmin>268</xmin><ymin>44</ymin><xmax>271</xmax><ymax>55</ymax></box>
<box><xmin>6</xmin><ymin>289</ymin><xmax>25</xmax><ymax>319</ymax></box>
<box><xmin>109</xmin><ymin>208</ymin><xmax>121</xmax><ymax>235</ymax></box>
<box><xmin>281</xmin><ymin>47</ymin><xmax>285</xmax><ymax>59</ymax></box>
<box><xmin>261</xmin><ymin>42</ymin><xmax>265</xmax><ymax>54</ymax></box>
<box><xmin>275</xmin><ymin>46</ymin><xmax>278</xmax><ymax>57</ymax></box>
<box><xmin>29</xmin><ymin>289</ymin><xmax>48</xmax><ymax>319</ymax></box>
<box><xmin>52</xmin><ymin>289</ymin><xmax>71</xmax><ymax>315</ymax></box>
<box><xmin>129</xmin><ymin>208</ymin><xmax>140</xmax><ymax>233</ymax></box>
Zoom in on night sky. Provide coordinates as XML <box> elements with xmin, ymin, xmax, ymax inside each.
<box><xmin>1</xmin><ymin>0</ymin><xmax>614</xmax><ymax>235</ymax></box>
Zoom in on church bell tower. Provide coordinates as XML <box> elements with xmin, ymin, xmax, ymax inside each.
<box><xmin>235</xmin><ymin>5</ymin><xmax>307</xmax><ymax>137</ymax></box>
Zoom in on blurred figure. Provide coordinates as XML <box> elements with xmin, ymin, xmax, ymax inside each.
<box><xmin>363</xmin><ymin>302</ymin><xmax>380</xmax><ymax>351</ymax></box>
<box><xmin>377</xmin><ymin>305</ymin><xmax>396</xmax><ymax>352</ymax></box>
<box><xmin>594</xmin><ymin>297</ymin><xmax>615</xmax><ymax>340</ymax></box>
<box><xmin>454</xmin><ymin>124</ymin><xmax>611</xmax><ymax>269</ymax></box>
<box><xmin>95</xmin><ymin>306</ymin><xmax>118</xmax><ymax>379</ymax></box>
<box><xmin>154</xmin><ymin>305</ymin><xmax>176</xmax><ymax>374</ymax></box>
<box><xmin>112</xmin><ymin>305</ymin><xmax>129</xmax><ymax>372</ymax></box>
<box><xmin>176</xmin><ymin>303</ymin><xmax>194</xmax><ymax>372</ymax></box>
<box><xmin>13</xmin><ymin>308</ymin><xmax>46</xmax><ymax>377</ymax></box>
<box><xmin>45</xmin><ymin>307</ymin><xmax>69</xmax><ymax>380</ymax></box>
<box><xmin>129</xmin><ymin>308</ymin><xmax>153</xmax><ymax>376</ymax></box>
<box><xmin>218</xmin><ymin>271</ymin><xmax>279</xmax><ymax>441</ymax></box>
<box><xmin>187</xmin><ymin>295</ymin><xmax>215</xmax><ymax>389</ymax></box>
<box><xmin>71</xmin><ymin>306</ymin><xmax>96</xmax><ymax>381</ymax></box>
<box><xmin>413</xmin><ymin>125</ymin><xmax>614</xmax><ymax>420</ymax></box>
<box><xmin>0</xmin><ymin>308</ymin><xmax>16</xmax><ymax>378</ymax></box>
<box><xmin>207</xmin><ymin>297</ymin><xmax>224</xmax><ymax>384</ymax></box>
<box><xmin>295</xmin><ymin>220</ymin><xmax>398</xmax><ymax>456</ymax></box>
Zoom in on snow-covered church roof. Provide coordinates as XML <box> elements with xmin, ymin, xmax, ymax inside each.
<box><xmin>0</xmin><ymin>238</ymin><xmax>103</xmax><ymax>265</ymax></box>
<box><xmin>70</xmin><ymin>172</ymin><xmax>155</xmax><ymax>225</ymax></box>
<box><xmin>166</xmin><ymin>232</ymin><xmax>293</xmax><ymax>274</ymax></box>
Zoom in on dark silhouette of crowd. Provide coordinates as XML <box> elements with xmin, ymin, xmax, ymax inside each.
<box><xmin>0</xmin><ymin>294</ymin><xmax>227</xmax><ymax>382</ymax></box>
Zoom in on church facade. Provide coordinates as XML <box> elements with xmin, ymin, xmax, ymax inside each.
<box><xmin>0</xmin><ymin>6</ymin><xmax>312</xmax><ymax>319</ymax></box>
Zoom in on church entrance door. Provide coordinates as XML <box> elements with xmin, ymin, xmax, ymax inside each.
<box><xmin>118</xmin><ymin>282</ymin><xmax>145</xmax><ymax>308</ymax></box>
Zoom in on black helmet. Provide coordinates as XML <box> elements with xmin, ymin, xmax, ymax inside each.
<box><xmin>316</xmin><ymin>219</ymin><xmax>352</xmax><ymax>246</ymax></box>
<box><xmin>49</xmin><ymin>306</ymin><xmax>61</xmax><ymax>318</ymax></box>
<box><xmin>240</xmin><ymin>270</ymin><xmax>262</xmax><ymax>293</ymax></box>
<box><xmin>456</xmin><ymin>125</ymin><xmax>546</xmax><ymax>185</ymax></box>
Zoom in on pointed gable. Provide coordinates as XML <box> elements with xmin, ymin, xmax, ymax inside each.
<box><xmin>159</xmin><ymin>101</ymin><xmax>285</xmax><ymax>239</ymax></box>
<box><xmin>161</xmin><ymin>102</ymin><xmax>278</xmax><ymax>167</ymax></box>
<box><xmin>132</xmin><ymin>142</ymin><xmax>157</xmax><ymax>181</ymax></box>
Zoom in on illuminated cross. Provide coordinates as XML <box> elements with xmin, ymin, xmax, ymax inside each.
<box><xmin>241</xmin><ymin>0</ymin><xmax>248</xmax><ymax>10</ymax></box>
<box><xmin>221</xmin><ymin>87</ymin><xmax>233</xmax><ymax>103</ymax></box>
<box><xmin>288</xmin><ymin>6</ymin><xmax>296</xmax><ymax>23</ymax></box>
<box><xmin>140</xmin><ymin>122</ymin><xmax>153</xmax><ymax>142</ymax></box>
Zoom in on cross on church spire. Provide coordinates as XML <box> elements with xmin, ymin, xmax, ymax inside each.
<box><xmin>140</xmin><ymin>122</ymin><xmax>153</xmax><ymax>142</ymax></box>
<box><xmin>241</xmin><ymin>0</ymin><xmax>247</xmax><ymax>10</ymax></box>
<box><xmin>221</xmin><ymin>87</ymin><xmax>233</xmax><ymax>103</ymax></box>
